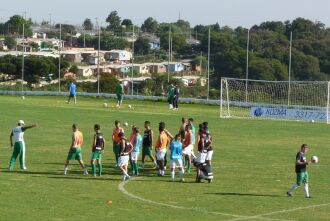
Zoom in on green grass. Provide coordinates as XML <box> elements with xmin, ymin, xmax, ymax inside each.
<box><xmin>0</xmin><ymin>95</ymin><xmax>329</xmax><ymax>221</ymax></box>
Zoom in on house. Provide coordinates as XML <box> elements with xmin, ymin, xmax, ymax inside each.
<box><xmin>108</xmin><ymin>50</ymin><xmax>132</xmax><ymax>61</ymax></box>
<box><xmin>166</xmin><ymin>62</ymin><xmax>185</xmax><ymax>72</ymax></box>
<box><xmin>87</xmin><ymin>54</ymin><xmax>105</xmax><ymax>65</ymax></box>
<box><xmin>61</xmin><ymin>51</ymin><xmax>82</xmax><ymax>63</ymax></box>
<box><xmin>0</xmin><ymin>39</ymin><xmax>8</xmax><ymax>51</ymax></box>
<box><xmin>148</xmin><ymin>42</ymin><xmax>160</xmax><ymax>50</ymax></box>
<box><xmin>140</xmin><ymin>33</ymin><xmax>161</xmax><ymax>49</ymax></box>
<box><xmin>147</xmin><ymin>63</ymin><xmax>167</xmax><ymax>73</ymax></box>
<box><xmin>174</xmin><ymin>76</ymin><xmax>206</xmax><ymax>86</ymax></box>
<box><xmin>133</xmin><ymin>64</ymin><xmax>149</xmax><ymax>75</ymax></box>
<box><xmin>77</xmin><ymin>66</ymin><xmax>93</xmax><ymax>77</ymax></box>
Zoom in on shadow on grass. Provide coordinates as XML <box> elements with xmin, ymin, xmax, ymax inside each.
<box><xmin>205</xmin><ymin>192</ymin><xmax>284</xmax><ymax>197</ymax></box>
<box><xmin>46</xmin><ymin>176</ymin><xmax>122</xmax><ymax>181</ymax></box>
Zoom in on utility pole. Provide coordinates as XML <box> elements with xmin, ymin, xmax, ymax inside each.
<box><xmin>58</xmin><ymin>24</ymin><xmax>61</xmax><ymax>92</ymax></box>
<box><xmin>131</xmin><ymin>25</ymin><xmax>135</xmax><ymax>96</ymax></box>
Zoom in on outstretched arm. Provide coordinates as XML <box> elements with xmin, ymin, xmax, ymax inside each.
<box><xmin>10</xmin><ymin>131</ymin><xmax>13</xmax><ymax>148</ymax></box>
<box><xmin>23</xmin><ymin>124</ymin><xmax>37</xmax><ymax>130</ymax></box>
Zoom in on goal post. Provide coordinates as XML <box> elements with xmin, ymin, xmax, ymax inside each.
<box><xmin>220</xmin><ymin>77</ymin><xmax>330</xmax><ymax>123</ymax></box>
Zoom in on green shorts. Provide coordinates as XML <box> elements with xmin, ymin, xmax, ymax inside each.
<box><xmin>142</xmin><ymin>146</ymin><xmax>152</xmax><ymax>156</ymax></box>
<box><xmin>117</xmin><ymin>94</ymin><xmax>123</xmax><ymax>102</ymax></box>
<box><xmin>113</xmin><ymin>142</ymin><xmax>120</xmax><ymax>155</ymax></box>
<box><xmin>67</xmin><ymin>147</ymin><xmax>82</xmax><ymax>161</ymax></box>
<box><xmin>91</xmin><ymin>151</ymin><xmax>102</xmax><ymax>160</ymax></box>
<box><xmin>296</xmin><ymin>172</ymin><xmax>308</xmax><ymax>185</ymax></box>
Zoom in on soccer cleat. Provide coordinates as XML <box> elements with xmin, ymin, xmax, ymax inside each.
<box><xmin>83</xmin><ymin>169</ymin><xmax>88</xmax><ymax>175</ymax></box>
<box><xmin>286</xmin><ymin>192</ymin><xmax>292</xmax><ymax>197</ymax></box>
<box><xmin>124</xmin><ymin>175</ymin><xmax>130</xmax><ymax>181</ymax></box>
<box><xmin>306</xmin><ymin>196</ymin><xmax>312</xmax><ymax>198</ymax></box>
<box><xmin>141</xmin><ymin>163</ymin><xmax>145</xmax><ymax>168</ymax></box>
<box><xmin>181</xmin><ymin>178</ymin><xmax>185</xmax><ymax>182</ymax></box>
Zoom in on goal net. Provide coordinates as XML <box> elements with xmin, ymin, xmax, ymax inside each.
<box><xmin>220</xmin><ymin>78</ymin><xmax>330</xmax><ymax>123</ymax></box>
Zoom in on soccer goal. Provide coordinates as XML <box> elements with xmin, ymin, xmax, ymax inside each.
<box><xmin>220</xmin><ymin>77</ymin><xmax>330</xmax><ymax>123</ymax></box>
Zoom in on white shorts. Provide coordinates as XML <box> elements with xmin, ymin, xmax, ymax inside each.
<box><xmin>196</xmin><ymin>152</ymin><xmax>206</xmax><ymax>163</ymax></box>
<box><xmin>182</xmin><ymin>144</ymin><xmax>193</xmax><ymax>155</ymax></box>
<box><xmin>206</xmin><ymin>150</ymin><xmax>213</xmax><ymax>161</ymax></box>
<box><xmin>170</xmin><ymin>158</ymin><xmax>183</xmax><ymax>169</ymax></box>
<box><xmin>131</xmin><ymin>152</ymin><xmax>139</xmax><ymax>161</ymax></box>
<box><xmin>156</xmin><ymin>149</ymin><xmax>167</xmax><ymax>160</ymax></box>
<box><xmin>118</xmin><ymin>155</ymin><xmax>129</xmax><ymax>167</ymax></box>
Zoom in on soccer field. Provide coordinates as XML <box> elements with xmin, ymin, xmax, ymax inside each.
<box><xmin>0</xmin><ymin>95</ymin><xmax>329</xmax><ymax>221</ymax></box>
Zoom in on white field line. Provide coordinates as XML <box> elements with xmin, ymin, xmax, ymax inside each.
<box><xmin>226</xmin><ymin>203</ymin><xmax>330</xmax><ymax>221</ymax></box>
<box><xmin>118</xmin><ymin>178</ymin><xmax>293</xmax><ymax>221</ymax></box>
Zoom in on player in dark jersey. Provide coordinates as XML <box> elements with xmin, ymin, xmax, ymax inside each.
<box><xmin>118</xmin><ymin>132</ymin><xmax>133</xmax><ymax>181</ymax></box>
<box><xmin>90</xmin><ymin>124</ymin><xmax>105</xmax><ymax>177</ymax></box>
<box><xmin>287</xmin><ymin>144</ymin><xmax>313</xmax><ymax>198</ymax></box>
<box><xmin>141</xmin><ymin>121</ymin><xmax>157</xmax><ymax>168</ymax></box>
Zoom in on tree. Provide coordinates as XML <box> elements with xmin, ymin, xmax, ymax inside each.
<box><xmin>98</xmin><ymin>73</ymin><xmax>119</xmax><ymax>93</ymax></box>
<box><xmin>106</xmin><ymin>11</ymin><xmax>122</xmax><ymax>32</ymax></box>
<box><xmin>121</xmin><ymin>19</ymin><xmax>133</xmax><ymax>29</ymax></box>
<box><xmin>83</xmin><ymin>18</ymin><xmax>93</xmax><ymax>30</ymax></box>
<box><xmin>5</xmin><ymin>15</ymin><xmax>33</xmax><ymax>36</ymax></box>
<box><xmin>141</xmin><ymin>17</ymin><xmax>158</xmax><ymax>33</ymax></box>
<box><xmin>160</xmin><ymin>31</ymin><xmax>186</xmax><ymax>51</ymax></box>
<box><xmin>69</xmin><ymin>65</ymin><xmax>78</xmax><ymax>75</ymax></box>
<box><xmin>4</xmin><ymin>36</ymin><xmax>16</xmax><ymax>50</ymax></box>
<box><xmin>134</xmin><ymin>37</ymin><xmax>150</xmax><ymax>55</ymax></box>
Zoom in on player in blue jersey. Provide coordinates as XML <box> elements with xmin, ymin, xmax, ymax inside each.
<box><xmin>170</xmin><ymin>134</ymin><xmax>184</xmax><ymax>182</ymax></box>
<box><xmin>131</xmin><ymin>127</ymin><xmax>142</xmax><ymax>175</ymax></box>
<box><xmin>67</xmin><ymin>81</ymin><xmax>77</xmax><ymax>104</ymax></box>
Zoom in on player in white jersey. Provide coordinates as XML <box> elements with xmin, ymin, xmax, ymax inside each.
<box><xmin>8</xmin><ymin>120</ymin><xmax>37</xmax><ymax>170</ymax></box>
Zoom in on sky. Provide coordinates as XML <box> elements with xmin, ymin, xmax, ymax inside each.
<box><xmin>0</xmin><ymin>0</ymin><xmax>329</xmax><ymax>28</ymax></box>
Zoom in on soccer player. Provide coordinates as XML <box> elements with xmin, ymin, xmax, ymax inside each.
<box><xmin>173</xmin><ymin>84</ymin><xmax>180</xmax><ymax>110</ymax></box>
<box><xmin>90</xmin><ymin>124</ymin><xmax>105</xmax><ymax>177</ymax></box>
<box><xmin>116</xmin><ymin>82</ymin><xmax>124</xmax><ymax>108</ymax></box>
<box><xmin>67</xmin><ymin>81</ymin><xmax>77</xmax><ymax>104</ymax></box>
<box><xmin>170</xmin><ymin>134</ymin><xmax>184</xmax><ymax>182</ymax></box>
<box><xmin>188</xmin><ymin>118</ymin><xmax>197</xmax><ymax>161</ymax></box>
<box><xmin>287</xmin><ymin>144</ymin><xmax>313</xmax><ymax>198</ymax></box>
<box><xmin>182</xmin><ymin>124</ymin><xmax>193</xmax><ymax>173</ymax></box>
<box><xmin>64</xmin><ymin>124</ymin><xmax>88</xmax><ymax>175</ymax></box>
<box><xmin>204</xmin><ymin>125</ymin><xmax>213</xmax><ymax>167</ymax></box>
<box><xmin>155</xmin><ymin>122</ymin><xmax>173</xmax><ymax>176</ymax></box>
<box><xmin>131</xmin><ymin>127</ymin><xmax>142</xmax><ymax>176</ymax></box>
<box><xmin>118</xmin><ymin>132</ymin><xmax>133</xmax><ymax>181</ymax></box>
<box><xmin>8</xmin><ymin>120</ymin><xmax>37</xmax><ymax>170</ymax></box>
<box><xmin>179</xmin><ymin>118</ymin><xmax>187</xmax><ymax>142</ymax></box>
<box><xmin>112</xmin><ymin>120</ymin><xmax>124</xmax><ymax>166</ymax></box>
<box><xmin>141</xmin><ymin>121</ymin><xmax>157</xmax><ymax>168</ymax></box>
<box><xmin>166</xmin><ymin>83</ymin><xmax>175</xmax><ymax>109</ymax></box>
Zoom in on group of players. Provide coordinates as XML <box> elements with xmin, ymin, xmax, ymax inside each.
<box><xmin>8</xmin><ymin>118</ymin><xmax>213</xmax><ymax>183</ymax></box>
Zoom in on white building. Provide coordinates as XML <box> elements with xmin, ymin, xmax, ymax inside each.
<box><xmin>108</xmin><ymin>50</ymin><xmax>132</xmax><ymax>61</ymax></box>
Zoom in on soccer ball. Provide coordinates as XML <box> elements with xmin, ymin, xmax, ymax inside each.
<box><xmin>128</xmin><ymin>104</ymin><xmax>132</xmax><ymax>109</ymax></box>
<box><xmin>22</xmin><ymin>96</ymin><xmax>25</xmax><ymax>100</ymax></box>
<box><xmin>103</xmin><ymin>103</ymin><xmax>108</xmax><ymax>108</ymax></box>
<box><xmin>124</xmin><ymin>122</ymin><xmax>128</xmax><ymax>127</ymax></box>
<box><xmin>311</xmin><ymin>156</ymin><xmax>318</xmax><ymax>163</ymax></box>
<box><xmin>310</xmin><ymin>119</ymin><xmax>315</xmax><ymax>123</ymax></box>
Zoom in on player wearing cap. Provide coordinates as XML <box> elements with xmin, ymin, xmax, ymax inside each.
<box><xmin>8</xmin><ymin>120</ymin><xmax>37</xmax><ymax>170</ymax></box>
<box><xmin>90</xmin><ymin>124</ymin><xmax>105</xmax><ymax>177</ymax></box>
<box><xmin>64</xmin><ymin>124</ymin><xmax>88</xmax><ymax>175</ymax></box>
<box><xmin>287</xmin><ymin>144</ymin><xmax>313</xmax><ymax>198</ymax></box>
